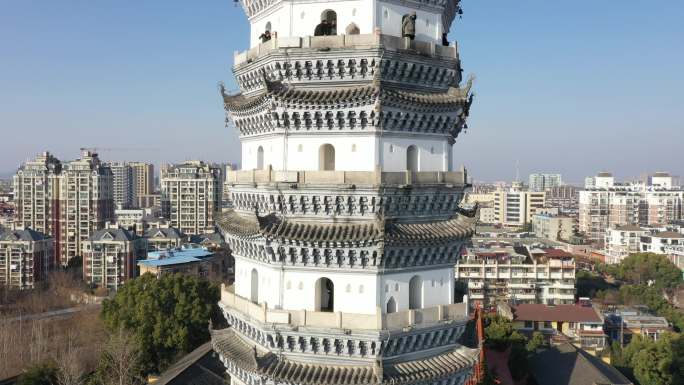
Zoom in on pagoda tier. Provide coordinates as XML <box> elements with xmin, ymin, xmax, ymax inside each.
<box><xmin>212</xmin><ymin>327</ymin><xmax>477</xmax><ymax>385</ymax></box>
<box><xmin>233</xmin><ymin>34</ymin><xmax>463</xmax><ymax>94</ymax></box>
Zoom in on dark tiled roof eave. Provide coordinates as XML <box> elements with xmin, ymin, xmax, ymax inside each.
<box><xmin>211</xmin><ymin>328</ymin><xmax>478</xmax><ymax>385</ymax></box>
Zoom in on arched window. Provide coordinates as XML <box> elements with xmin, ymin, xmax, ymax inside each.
<box><xmin>257</xmin><ymin>146</ymin><xmax>264</xmax><ymax>170</ymax></box>
<box><xmin>345</xmin><ymin>22</ymin><xmax>360</xmax><ymax>35</ymax></box>
<box><xmin>406</xmin><ymin>145</ymin><xmax>418</xmax><ymax>172</ymax></box>
<box><xmin>315</xmin><ymin>277</ymin><xmax>334</xmax><ymax>312</ymax></box>
<box><xmin>319</xmin><ymin>144</ymin><xmax>335</xmax><ymax>171</ymax></box>
<box><xmin>250</xmin><ymin>268</ymin><xmax>259</xmax><ymax>303</ymax></box>
<box><xmin>386</xmin><ymin>297</ymin><xmax>397</xmax><ymax>313</ymax></box>
<box><xmin>409</xmin><ymin>275</ymin><xmax>423</xmax><ymax>309</ymax></box>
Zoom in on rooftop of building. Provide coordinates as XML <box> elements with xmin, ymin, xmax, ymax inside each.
<box><xmin>613</xmin><ymin>224</ymin><xmax>645</xmax><ymax>232</ymax></box>
<box><xmin>88</xmin><ymin>227</ymin><xmax>138</xmax><ymax>242</ymax></box>
<box><xmin>144</xmin><ymin>226</ymin><xmax>185</xmax><ymax>239</ymax></box>
<box><xmin>651</xmin><ymin>231</ymin><xmax>684</xmax><ymax>239</ymax></box>
<box><xmin>139</xmin><ymin>245</ymin><xmax>214</xmax><ymax>267</ymax></box>
<box><xmin>511</xmin><ymin>304</ymin><xmax>602</xmax><ymax>323</ymax></box>
<box><xmin>0</xmin><ymin>228</ymin><xmax>50</xmax><ymax>242</ymax></box>
<box><xmin>528</xmin><ymin>343</ymin><xmax>632</xmax><ymax>385</ymax></box>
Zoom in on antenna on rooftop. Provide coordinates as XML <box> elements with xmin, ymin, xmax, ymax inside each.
<box><xmin>515</xmin><ymin>159</ymin><xmax>520</xmax><ymax>182</ymax></box>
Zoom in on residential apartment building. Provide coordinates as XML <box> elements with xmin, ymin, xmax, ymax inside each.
<box><xmin>640</xmin><ymin>231</ymin><xmax>683</xmax><ymax>254</ymax></box>
<box><xmin>529</xmin><ymin>173</ymin><xmax>562</xmax><ymax>192</ymax></box>
<box><xmin>81</xmin><ymin>224</ymin><xmax>147</xmax><ymax>290</ymax></box>
<box><xmin>106</xmin><ymin>162</ymin><xmax>134</xmax><ymax>209</ymax></box>
<box><xmin>456</xmin><ymin>246</ymin><xmax>575</xmax><ymax>309</ymax></box>
<box><xmin>0</xmin><ymin>228</ymin><xmax>53</xmax><ymax>289</ymax></box>
<box><xmin>532</xmin><ymin>213</ymin><xmax>576</xmax><ymax>242</ymax></box>
<box><xmin>57</xmin><ymin>151</ymin><xmax>114</xmax><ymax>265</ymax></box>
<box><xmin>161</xmin><ymin>161</ymin><xmax>222</xmax><ymax>235</ymax></box>
<box><xmin>579</xmin><ymin>172</ymin><xmax>684</xmax><ymax>244</ymax></box>
<box><xmin>492</xmin><ymin>182</ymin><xmax>545</xmax><ymax>227</ymax></box>
<box><xmin>12</xmin><ymin>152</ymin><xmax>62</xmax><ymax>251</ymax></box>
<box><xmin>544</xmin><ymin>185</ymin><xmax>579</xmax><ymax>215</ymax></box>
<box><xmin>604</xmin><ymin>225</ymin><xmax>649</xmax><ymax>264</ymax></box>
<box><xmin>13</xmin><ymin>151</ymin><xmax>114</xmax><ymax>266</ymax></box>
<box><xmin>129</xmin><ymin>162</ymin><xmax>154</xmax><ymax>197</ymax></box>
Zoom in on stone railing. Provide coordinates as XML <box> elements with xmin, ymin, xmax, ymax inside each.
<box><xmin>234</xmin><ymin>33</ymin><xmax>458</xmax><ymax>66</ymax></box>
<box><xmin>220</xmin><ymin>285</ymin><xmax>467</xmax><ymax>331</ymax></box>
<box><xmin>225</xmin><ymin>169</ymin><xmax>467</xmax><ymax>186</ymax></box>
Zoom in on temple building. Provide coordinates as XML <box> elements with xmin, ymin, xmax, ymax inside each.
<box><xmin>212</xmin><ymin>0</ymin><xmax>480</xmax><ymax>383</ymax></box>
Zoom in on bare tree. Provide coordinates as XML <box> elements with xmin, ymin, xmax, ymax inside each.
<box><xmin>100</xmin><ymin>328</ymin><xmax>141</xmax><ymax>385</ymax></box>
<box><xmin>55</xmin><ymin>331</ymin><xmax>86</xmax><ymax>385</ymax></box>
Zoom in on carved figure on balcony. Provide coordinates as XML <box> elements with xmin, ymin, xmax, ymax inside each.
<box><xmin>402</xmin><ymin>12</ymin><xmax>417</xmax><ymax>40</ymax></box>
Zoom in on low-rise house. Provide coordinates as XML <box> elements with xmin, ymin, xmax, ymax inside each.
<box><xmin>82</xmin><ymin>225</ymin><xmax>147</xmax><ymax>291</ymax></box>
<box><xmin>503</xmin><ymin>303</ymin><xmax>606</xmax><ymax>351</ymax></box>
<box><xmin>640</xmin><ymin>231</ymin><xmax>684</xmax><ymax>254</ymax></box>
<box><xmin>0</xmin><ymin>228</ymin><xmax>53</xmax><ymax>289</ymax></box>
<box><xmin>138</xmin><ymin>245</ymin><xmax>221</xmax><ymax>280</ymax></box>
<box><xmin>604</xmin><ymin>310</ymin><xmax>671</xmax><ymax>343</ymax></box>
<box><xmin>145</xmin><ymin>226</ymin><xmax>186</xmax><ymax>251</ymax></box>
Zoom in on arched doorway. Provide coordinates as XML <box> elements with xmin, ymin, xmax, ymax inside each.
<box><xmin>257</xmin><ymin>146</ymin><xmax>264</xmax><ymax>170</ymax></box>
<box><xmin>318</xmin><ymin>144</ymin><xmax>335</xmax><ymax>171</ymax></box>
<box><xmin>406</xmin><ymin>145</ymin><xmax>418</xmax><ymax>172</ymax></box>
<box><xmin>409</xmin><ymin>275</ymin><xmax>423</xmax><ymax>309</ymax></box>
<box><xmin>386</xmin><ymin>297</ymin><xmax>397</xmax><ymax>313</ymax></box>
<box><xmin>315</xmin><ymin>277</ymin><xmax>334</xmax><ymax>312</ymax></box>
<box><xmin>250</xmin><ymin>268</ymin><xmax>259</xmax><ymax>303</ymax></box>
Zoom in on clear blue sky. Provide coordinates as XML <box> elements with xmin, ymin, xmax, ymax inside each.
<box><xmin>1</xmin><ymin>0</ymin><xmax>682</xmax><ymax>184</ymax></box>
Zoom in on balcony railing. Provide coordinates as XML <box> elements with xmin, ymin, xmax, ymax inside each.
<box><xmin>234</xmin><ymin>33</ymin><xmax>458</xmax><ymax>67</ymax></box>
<box><xmin>220</xmin><ymin>285</ymin><xmax>467</xmax><ymax>331</ymax></box>
<box><xmin>225</xmin><ymin>169</ymin><xmax>467</xmax><ymax>187</ymax></box>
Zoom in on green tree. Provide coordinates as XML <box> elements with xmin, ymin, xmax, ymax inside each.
<box><xmin>101</xmin><ymin>273</ymin><xmax>220</xmax><ymax>375</ymax></box>
<box><xmin>616</xmin><ymin>253</ymin><xmax>682</xmax><ymax>290</ymax></box>
<box><xmin>17</xmin><ymin>362</ymin><xmax>58</xmax><ymax>385</ymax></box>
<box><xmin>526</xmin><ymin>331</ymin><xmax>545</xmax><ymax>352</ymax></box>
<box><xmin>632</xmin><ymin>333</ymin><xmax>684</xmax><ymax>385</ymax></box>
<box><xmin>484</xmin><ymin>315</ymin><xmax>523</xmax><ymax>351</ymax></box>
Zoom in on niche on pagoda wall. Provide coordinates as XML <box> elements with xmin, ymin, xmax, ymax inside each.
<box><xmin>380</xmin><ymin>136</ymin><xmax>449</xmax><ymax>172</ymax></box>
<box><xmin>376</xmin><ymin>2</ymin><xmax>443</xmax><ymax>44</ymax></box>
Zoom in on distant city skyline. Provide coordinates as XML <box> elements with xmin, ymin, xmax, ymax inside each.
<box><xmin>1</xmin><ymin>0</ymin><xmax>682</xmax><ymax>181</ymax></box>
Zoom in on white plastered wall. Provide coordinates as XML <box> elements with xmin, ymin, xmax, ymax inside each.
<box><xmin>380</xmin><ymin>266</ymin><xmax>454</xmax><ymax>313</ymax></box>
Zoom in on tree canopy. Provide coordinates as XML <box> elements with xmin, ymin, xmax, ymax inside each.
<box><xmin>101</xmin><ymin>273</ymin><xmax>220</xmax><ymax>374</ymax></box>
<box><xmin>610</xmin><ymin>253</ymin><xmax>682</xmax><ymax>290</ymax></box>
<box><xmin>613</xmin><ymin>334</ymin><xmax>684</xmax><ymax>385</ymax></box>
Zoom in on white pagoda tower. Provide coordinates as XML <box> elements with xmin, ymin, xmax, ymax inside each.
<box><xmin>212</xmin><ymin>0</ymin><xmax>479</xmax><ymax>383</ymax></box>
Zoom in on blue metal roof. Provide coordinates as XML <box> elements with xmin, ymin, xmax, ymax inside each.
<box><xmin>138</xmin><ymin>246</ymin><xmax>213</xmax><ymax>267</ymax></box>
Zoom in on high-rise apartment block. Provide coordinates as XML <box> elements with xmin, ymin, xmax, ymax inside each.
<box><xmin>129</xmin><ymin>162</ymin><xmax>155</xmax><ymax>196</ymax></box>
<box><xmin>493</xmin><ymin>182</ymin><xmax>545</xmax><ymax>227</ymax></box>
<box><xmin>81</xmin><ymin>224</ymin><xmax>146</xmax><ymax>290</ymax></box>
<box><xmin>106</xmin><ymin>162</ymin><xmax>134</xmax><ymax>209</ymax></box>
<box><xmin>12</xmin><ymin>152</ymin><xmax>62</xmax><ymax>239</ymax></box>
<box><xmin>0</xmin><ymin>228</ymin><xmax>53</xmax><ymax>289</ymax></box>
<box><xmin>161</xmin><ymin>161</ymin><xmax>222</xmax><ymax>236</ymax></box>
<box><xmin>58</xmin><ymin>151</ymin><xmax>115</xmax><ymax>265</ymax></box>
<box><xmin>529</xmin><ymin>173</ymin><xmax>562</xmax><ymax>192</ymax></box>
<box><xmin>579</xmin><ymin>172</ymin><xmax>684</xmax><ymax>244</ymax></box>
<box><xmin>13</xmin><ymin>151</ymin><xmax>114</xmax><ymax>266</ymax></box>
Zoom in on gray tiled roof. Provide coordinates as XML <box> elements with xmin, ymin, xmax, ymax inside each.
<box><xmin>529</xmin><ymin>343</ymin><xmax>632</xmax><ymax>385</ymax></box>
<box><xmin>0</xmin><ymin>228</ymin><xmax>49</xmax><ymax>242</ymax></box>
<box><xmin>216</xmin><ymin>210</ymin><xmax>475</xmax><ymax>246</ymax></box>
<box><xmin>145</xmin><ymin>227</ymin><xmax>185</xmax><ymax>239</ymax></box>
<box><xmin>89</xmin><ymin>228</ymin><xmax>137</xmax><ymax>242</ymax></box>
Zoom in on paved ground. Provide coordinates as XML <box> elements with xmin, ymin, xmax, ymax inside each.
<box><xmin>3</xmin><ymin>303</ymin><xmax>101</xmax><ymax>323</ymax></box>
